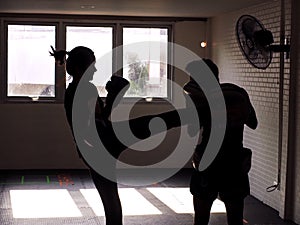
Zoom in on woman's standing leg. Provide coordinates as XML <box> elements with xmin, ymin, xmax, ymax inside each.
<box><xmin>193</xmin><ymin>195</ymin><xmax>214</xmax><ymax>225</ymax></box>
<box><xmin>90</xmin><ymin>169</ymin><xmax>123</xmax><ymax>225</ymax></box>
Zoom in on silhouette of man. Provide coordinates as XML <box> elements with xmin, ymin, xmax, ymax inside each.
<box><xmin>184</xmin><ymin>59</ymin><xmax>258</xmax><ymax>225</ymax></box>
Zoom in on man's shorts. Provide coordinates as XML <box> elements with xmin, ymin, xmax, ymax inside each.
<box><xmin>190</xmin><ymin>170</ymin><xmax>250</xmax><ymax>201</ymax></box>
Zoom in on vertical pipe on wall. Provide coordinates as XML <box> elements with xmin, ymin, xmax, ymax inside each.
<box><xmin>276</xmin><ymin>0</ymin><xmax>286</xmax><ymax>191</ymax></box>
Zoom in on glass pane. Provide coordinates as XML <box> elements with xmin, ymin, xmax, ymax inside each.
<box><xmin>123</xmin><ymin>27</ymin><xmax>168</xmax><ymax>98</ymax></box>
<box><xmin>7</xmin><ymin>25</ymin><xmax>56</xmax><ymax>97</ymax></box>
<box><xmin>66</xmin><ymin>26</ymin><xmax>113</xmax><ymax>96</ymax></box>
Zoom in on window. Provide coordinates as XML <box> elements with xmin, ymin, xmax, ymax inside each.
<box><xmin>7</xmin><ymin>24</ymin><xmax>56</xmax><ymax>98</ymax></box>
<box><xmin>3</xmin><ymin>18</ymin><xmax>173</xmax><ymax>102</ymax></box>
<box><xmin>123</xmin><ymin>27</ymin><xmax>169</xmax><ymax>98</ymax></box>
<box><xmin>66</xmin><ymin>26</ymin><xmax>113</xmax><ymax>96</ymax></box>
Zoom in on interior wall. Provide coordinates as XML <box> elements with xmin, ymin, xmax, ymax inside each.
<box><xmin>0</xmin><ymin>104</ymin><xmax>86</xmax><ymax>169</ymax></box>
<box><xmin>210</xmin><ymin>0</ymin><xmax>291</xmax><ymax>218</ymax></box>
<box><xmin>0</xmin><ymin>20</ymin><xmax>206</xmax><ymax>170</ymax></box>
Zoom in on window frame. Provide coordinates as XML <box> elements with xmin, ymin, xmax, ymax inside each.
<box><xmin>0</xmin><ymin>15</ymin><xmax>175</xmax><ymax>103</ymax></box>
<box><xmin>64</xmin><ymin>22</ymin><xmax>116</xmax><ymax>96</ymax></box>
<box><xmin>3</xmin><ymin>20</ymin><xmax>60</xmax><ymax>103</ymax></box>
<box><xmin>119</xmin><ymin>24</ymin><xmax>173</xmax><ymax>102</ymax></box>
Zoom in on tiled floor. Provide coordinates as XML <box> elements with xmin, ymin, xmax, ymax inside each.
<box><xmin>0</xmin><ymin>169</ymin><xmax>297</xmax><ymax>225</ymax></box>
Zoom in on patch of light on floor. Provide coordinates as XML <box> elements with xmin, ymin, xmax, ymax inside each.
<box><xmin>211</xmin><ymin>198</ymin><xmax>227</xmax><ymax>213</ymax></box>
<box><xmin>80</xmin><ymin>188</ymin><xmax>162</xmax><ymax>216</ymax></box>
<box><xmin>10</xmin><ymin>189</ymin><xmax>82</xmax><ymax>218</ymax></box>
<box><xmin>147</xmin><ymin>187</ymin><xmax>194</xmax><ymax>213</ymax></box>
<box><xmin>147</xmin><ymin>187</ymin><xmax>226</xmax><ymax>214</ymax></box>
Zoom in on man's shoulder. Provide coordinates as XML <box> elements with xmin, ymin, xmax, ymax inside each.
<box><xmin>221</xmin><ymin>83</ymin><xmax>248</xmax><ymax>96</ymax></box>
<box><xmin>221</xmin><ymin>82</ymin><xmax>242</xmax><ymax>90</ymax></box>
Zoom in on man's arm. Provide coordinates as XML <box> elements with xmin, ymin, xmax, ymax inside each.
<box><xmin>235</xmin><ymin>85</ymin><xmax>258</xmax><ymax>130</ymax></box>
<box><xmin>245</xmin><ymin>103</ymin><xmax>258</xmax><ymax>129</ymax></box>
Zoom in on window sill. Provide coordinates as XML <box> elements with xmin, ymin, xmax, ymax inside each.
<box><xmin>4</xmin><ymin>97</ymin><xmax>63</xmax><ymax>104</ymax></box>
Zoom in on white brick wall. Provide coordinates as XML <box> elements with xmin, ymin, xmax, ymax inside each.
<box><xmin>210</xmin><ymin>0</ymin><xmax>292</xmax><ymax>219</ymax></box>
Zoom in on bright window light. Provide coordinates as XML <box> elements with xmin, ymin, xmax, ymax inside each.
<box><xmin>80</xmin><ymin>188</ymin><xmax>162</xmax><ymax>216</ymax></box>
<box><xmin>10</xmin><ymin>189</ymin><xmax>82</xmax><ymax>218</ymax></box>
<box><xmin>7</xmin><ymin>25</ymin><xmax>56</xmax><ymax>98</ymax></box>
<box><xmin>123</xmin><ymin>27</ymin><xmax>168</xmax><ymax>98</ymax></box>
<box><xmin>147</xmin><ymin>187</ymin><xmax>226</xmax><ymax>214</ymax></box>
<box><xmin>66</xmin><ymin>26</ymin><xmax>113</xmax><ymax>94</ymax></box>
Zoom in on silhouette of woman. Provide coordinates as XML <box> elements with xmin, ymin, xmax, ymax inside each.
<box><xmin>50</xmin><ymin>45</ymin><xmax>182</xmax><ymax>225</ymax></box>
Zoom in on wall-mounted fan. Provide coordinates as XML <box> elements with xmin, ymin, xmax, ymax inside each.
<box><xmin>236</xmin><ymin>14</ymin><xmax>290</xmax><ymax>70</ymax></box>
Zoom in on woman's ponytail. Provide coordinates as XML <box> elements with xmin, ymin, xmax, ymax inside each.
<box><xmin>49</xmin><ymin>45</ymin><xmax>68</xmax><ymax>65</ymax></box>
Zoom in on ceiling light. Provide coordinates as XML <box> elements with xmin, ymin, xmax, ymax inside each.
<box><xmin>200</xmin><ymin>41</ymin><xmax>207</xmax><ymax>48</ymax></box>
<box><xmin>80</xmin><ymin>5</ymin><xmax>96</xmax><ymax>9</ymax></box>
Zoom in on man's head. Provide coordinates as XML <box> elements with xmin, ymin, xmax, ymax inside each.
<box><xmin>185</xmin><ymin>58</ymin><xmax>219</xmax><ymax>83</ymax></box>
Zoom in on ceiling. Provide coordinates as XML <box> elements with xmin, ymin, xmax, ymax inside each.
<box><xmin>0</xmin><ymin>0</ymin><xmax>274</xmax><ymax>18</ymax></box>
